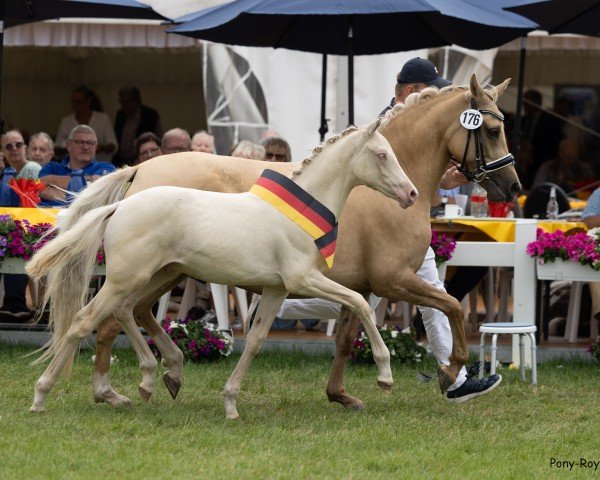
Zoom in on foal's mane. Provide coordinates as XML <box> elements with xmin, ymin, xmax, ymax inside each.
<box><xmin>377</xmin><ymin>83</ymin><xmax>499</xmax><ymax>132</ymax></box>
<box><xmin>292</xmin><ymin>125</ymin><xmax>359</xmax><ymax>179</ymax></box>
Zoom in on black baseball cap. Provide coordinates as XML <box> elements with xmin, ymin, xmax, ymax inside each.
<box><xmin>397</xmin><ymin>57</ymin><xmax>451</xmax><ymax>89</ymax></box>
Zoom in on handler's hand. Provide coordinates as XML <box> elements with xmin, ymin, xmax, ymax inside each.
<box><xmin>439</xmin><ymin>165</ymin><xmax>469</xmax><ymax>190</ymax></box>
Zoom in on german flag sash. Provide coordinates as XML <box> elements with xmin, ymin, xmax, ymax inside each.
<box><xmin>250</xmin><ymin>169</ymin><xmax>337</xmax><ymax>268</ymax></box>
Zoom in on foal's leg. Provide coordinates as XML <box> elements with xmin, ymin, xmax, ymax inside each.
<box><xmin>292</xmin><ymin>272</ymin><xmax>393</xmax><ymax>392</ymax></box>
<box><xmin>30</xmin><ymin>283</ymin><xmax>130</xmax><ymax>412</ymax></box>
<box><xmin>223</xmin><ymin>287</ymin><xmax>288</xmax><ymax>420</ymax></box>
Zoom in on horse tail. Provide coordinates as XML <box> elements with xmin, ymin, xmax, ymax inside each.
<box><xmin>60</xmin><ymin>166</ymin><xmax>138</xmax><ymax>231</ymax></box>
<box><xmin>26</xmin><ymin>203</ymin><xmax>119</xmax><ymax>374</ymax></box>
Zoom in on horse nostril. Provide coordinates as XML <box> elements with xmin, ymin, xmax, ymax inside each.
<box><xmin>410</xmin><ymin>189</ymin><xmax>418</xmax><ymax>200</ymax></box>
<box><xmin>510</xmin><ymin>181</ymin><xmax>522</xmax><ymax>197</ymax></box>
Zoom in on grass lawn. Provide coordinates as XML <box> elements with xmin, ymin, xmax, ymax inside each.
<box><xmin>0</xmin><ymin>343</ymin><xmax>599</xmax><ymax>479</ymax></box>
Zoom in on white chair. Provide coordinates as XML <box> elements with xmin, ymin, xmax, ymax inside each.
<box><xmin>479</xmin><ymin>322</ymin><xmax>537</xmax><ymax>385</ymax></box>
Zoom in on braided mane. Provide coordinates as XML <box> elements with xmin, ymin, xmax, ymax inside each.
<box><xmin>292</xmin><ymin>125</ymin><xmax>358</xmax><ymax>179</ymax></box>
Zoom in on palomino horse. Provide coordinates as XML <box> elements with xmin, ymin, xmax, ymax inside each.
<box><xmin>52</xmin><ymin>75</ymin><xmax>520</xmax><ymax>409</ymax></box>
<box><xmin>27</xmin><ymin>120</ymin><xmax>418</xmax><ymax>417</ymax></box>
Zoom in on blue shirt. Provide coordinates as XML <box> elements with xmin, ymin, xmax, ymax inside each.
<box><xmin>39</xmin><ymin>157</ymin><xmax>116</xmax><ymax>206</ymax></box>
<box><xmin>582</xmin><ymin>188</ymin><xmax>600</xmax><ymax>220</ymax></box>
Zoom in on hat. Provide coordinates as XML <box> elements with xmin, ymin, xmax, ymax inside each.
<box><xmin>397</xmin><ymin>57</ymin><xmax>451</xmax><ymax>89</ymax></box>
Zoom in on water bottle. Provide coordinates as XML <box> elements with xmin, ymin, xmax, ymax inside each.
<box><xmin>66</xmin><ymin>169</ymin><xmax>87</xmax><ymax>203</ymax></box>
<box><xmin>546</xmin><ymin>186</ymin><xmax>559</xmax><ymax>220</ymax></box>
<box><xmin>0</xmin><ymin>167</ymin><xmax>19</xmax><ymax>206</ymax></box>
<box><xmin>470</xmin><ymin>183</ymin><xmax>488</xmax><ymax>218</ymax></box>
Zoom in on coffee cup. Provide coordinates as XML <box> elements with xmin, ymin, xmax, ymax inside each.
<box><xmin>444</xmin><ymin>204</ymin><xmax>464</xmax><ymax>218</ymax></box>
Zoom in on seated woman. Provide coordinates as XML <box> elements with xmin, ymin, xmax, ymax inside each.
<box><xmin>135</xmin><ymin>132</ymin><xmax>162</xmax><ymax>165</ymax></box>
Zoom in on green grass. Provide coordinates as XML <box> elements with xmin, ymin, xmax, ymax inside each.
<box><xmin>0</xmin><ymin>344</ymin><xmax>599</xmax><ymax>480</ymax></box>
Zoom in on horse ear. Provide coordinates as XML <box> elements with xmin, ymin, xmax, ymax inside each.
<box><xmin>367</xmin><ymin>117</ymin><xmax>382</xmax><ymax>135</ymax></box>
<box><xmin>495</xmin><ymin>78</ymin><xmax>511</xmax><ymax>97</ymax></box>
<box><xmin>469</xmin><ymin>73</ymin><xmax>487</xmax><ymax>104</ymax></box>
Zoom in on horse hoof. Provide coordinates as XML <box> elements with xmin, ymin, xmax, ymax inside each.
<box><xmin>29</xmin><ymin>405</ymin><xmax>45</xmax><ymax>413</ymax></box>
<box><xmin>377</xmin><ymin>381</ymin><xmax>393</xmax><ymax>394</ymax></box>
<box><xmin>327</xmin><ymin>392</ymin><xmax>365</xmax><ymax>410</ymax></box>
<box><xmin>138</xmin><ymin>386</ymin><xmax>152</xmax><ymax>402</ymax></box>
<box><xmin>437</xmin><ymin>368</ymin><xmax>454</xmax><ymax>394</ymax></box>
<box><xmin>94</xmin><ymin>392</ymin><xmax>133</xmax><ymax>408</ymax></box>
<box><xmin>163</xmin><ymin>372</ymin><xmax>181</xmax><ymax>400</ymax></box>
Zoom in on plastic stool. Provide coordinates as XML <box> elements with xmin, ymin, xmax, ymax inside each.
<box><xmin>479</xmin><ymin>322</ymin><xmax>537</xmax><ymax>385</ymax></box>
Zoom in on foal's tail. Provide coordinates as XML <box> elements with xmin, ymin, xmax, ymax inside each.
<box><xmin>60</xmin><ymin>166</ymin><xmax>138</xmax><ymax>231</ymax></box>
<box><xmin>26</xmin><ymin>203</ymin><xmax>119</xmax><ymax>373</ymax></box>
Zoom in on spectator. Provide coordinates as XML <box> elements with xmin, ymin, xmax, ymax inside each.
<box><xmin>56</xmin><ymin>85</ymin><xmax>117</xmax><ymax>164</ymax></box>
<box><xmin>27</xmin><ymin>132</ymin><xmax>55</xmax><ymax>166</ymax></box>
<box><xmin>1</xmin><ymin>130</ymin><xmax>41</xmax><ymax>179</ymax></box>
<box><xmin>260</xmin><ymin>136</ymin><xmax>291</xmax><ymax>162</ymax></box>
<box><xmin>191</xmin><ymin>130</ymin><xmax>215</xmax><ymax>153</ymax></box>
<box><xmin>162</xmin><ymin>128</ymin><xmax>192</xmax><ymax>154</ymax></box>
<box><xmin>531</xmin><ymin>137</ymin><xmax>594</xmax><ymax>193</ymax></box>
<box><xmin>135</xmin><ymin>132</ymin><xmax>162</xmax><ymax>165</ymax></box>
<box><xmin>39</xmin><ymin>125</ymin><xmax>116</xmax><ymax>207</ymax></box>
<box><xmin>230</xmin><ymin>140</ymin><xmax>264</xmax><ymax>160</ymax></box>
<box><xmin>521</xmin><ymin>89</ymin><xmax>564</xmax><ymax>189</ymax></box>
<box><xmin>114</xmin><ymin>86</ymin><xmax>163</xmax><ymax>167</ymax></box>
<box><xmin>0</xmin><ymin>130</ymin><xmax>42</xmax><ymax>322</ymax></box>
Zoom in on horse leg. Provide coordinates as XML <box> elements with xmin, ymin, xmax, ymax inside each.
<box><xmin>93</xmin><ymin>316</ymin><xmax>133</xmax><ymax>407</ymax></box>
<box><xmin>292</xmin><ymin>272</ymin><xmax>393</xmax><ymax>393</ymax></box>
<box><xmin>384</xmin><ymin>272</ymin><xmax>467</xmax><ymax>393</ymax></box>
<box><xmin>134</xmin><ymin>274</ymin><xmax>187</xmax><ymax>400</ymax></box>
<box><xmin>30</xmin><ymin>283</ymin><xmax>129</xmax><ymax>412</ymax></box>
<box><xmin>326</xmin><ymin>306</ymin><xmax>364</xmax><ymax>409</ymax></box>
<box><xmin>223</xmin><ymin>287</ymin><xmax>288</xmax><ymax>420</ymax></box>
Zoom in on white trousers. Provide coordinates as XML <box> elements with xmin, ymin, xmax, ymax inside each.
<box><xmin>276</xmin><ymin>246</ymin><xmax>467</xmax><ymax>391</ymax></box>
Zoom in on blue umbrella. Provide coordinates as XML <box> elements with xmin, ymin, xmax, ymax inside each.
<box><xmin>168</xmin><ymin>0</ymin><xmax>537</xmax><ymax>127</ymax></box>
<box><xmin>0</xmin><ymin>0</ymin><xmax>166</xmax><ymax>131</ymax></box>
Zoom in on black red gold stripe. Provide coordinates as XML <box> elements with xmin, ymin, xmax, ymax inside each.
<box><xmin>250</xmin><ymin>169</ymin><xmax>337</xmax><ymax>267</ymax></box>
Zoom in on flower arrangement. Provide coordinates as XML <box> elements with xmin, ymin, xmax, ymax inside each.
<box><xmin>0</xmin><ymin>215</ymin><xmax>56</xmax><ymax>263</ymax></box>
<box><xmin>350</xmin><ymin>324</ymin><xmax>427</xmax><ymax>364</ymax></box>
<box><xmin>147</xmin><ymin>317</ymin><xmax>234</xmax><ymax>362</ymax></box>
<box><xmin>526</xmin><ymin>228</ymin><xmax>600</xmax><ymax>271</ymax></box>
<box><xmin>430</xmin><ymin>230</ymin><xmax>456</xmax><ymax>266</ymax></box>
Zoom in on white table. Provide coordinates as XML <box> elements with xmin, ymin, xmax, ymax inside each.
<box><xmin>438</xmin><ymin>219</ymin><xmax>538</xmax><ymax>366</ymax></box>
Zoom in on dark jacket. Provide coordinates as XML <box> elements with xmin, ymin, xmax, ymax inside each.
<box><xmin>113</xmin><ymin>105</ymin><xmax>161</xmax><ymax>167</ymax></box>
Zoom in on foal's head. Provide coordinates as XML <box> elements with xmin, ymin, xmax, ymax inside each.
<box><xmin>352</xmin><ymin>118</ymin><xmax>418</xmax><ymax>209</ymax></box>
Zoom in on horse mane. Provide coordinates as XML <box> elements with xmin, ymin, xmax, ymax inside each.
<box><xmin>377</xmin><ymin>83</ymin><xmax>499</xmax><ymax>132</ymax></box>
<box><xmin>292</xmin><ymin>125</ymin><xmax>359</xmax><ymax>179</ymax></box>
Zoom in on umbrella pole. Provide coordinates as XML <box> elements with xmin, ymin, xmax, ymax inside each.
<box><xmin>347</xmin><ymin>16</ymin><xmax>354</xmax><ymax>126</ymax></box>
<box><xmin>0</xmin><ymin>0</ymin><xmax>5</xmax><ymax>133</ymax></box>
<box><xmin>319</xmin><ymin>54</ymin><xmax>328</xmax><ymax>141</ymax></box>
<box><xmin>512</xmin><ymin>36</ymin><xmax>527</xmax><ymax>164</ymax></box>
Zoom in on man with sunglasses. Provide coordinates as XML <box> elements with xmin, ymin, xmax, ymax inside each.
<box><xmin>260</xmin><ymin>136</ymin><xmax>291</xmax><ymax>162</ymax></box>
<box><xmin>39</xmin><ymin>125</ymin><xmax>115</xmax><ymax>207</ymax></box>
<box><xmin>1</xmin><ymin>130</ymin><xmax>42</xmax><ymax>180</ymax></box>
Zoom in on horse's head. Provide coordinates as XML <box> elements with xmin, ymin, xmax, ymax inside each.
<box><xmin>356</xmin><ymin>118</ymin><xmax>419</xmax><ymax>209</ymax></box>
<box><xmin>446</xmin><ymin>74</ymin><xmax>522</xmax><ymax>201</ymax></box>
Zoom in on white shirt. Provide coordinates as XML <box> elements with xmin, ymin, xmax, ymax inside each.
<box><xmin>55</xmin><ymin>111</ymin><xmax>118</xmax><ymax>164</ymax></box>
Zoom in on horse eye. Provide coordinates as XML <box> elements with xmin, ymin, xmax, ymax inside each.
<box><xmin>487</xmin><ymin>128</ymin><xmax>500</xmax><ymax>138</ymax></box>
<box><xmin>377</xmin><ymin>152</ymin><xmax>387</xmax><ymax>160</ymax></box>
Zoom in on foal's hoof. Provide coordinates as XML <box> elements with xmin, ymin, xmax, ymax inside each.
<box><xmin>138</xmin><ymin>386</ymin><xmax>152</xmax><ymax>402</ymax></box>
<box><xmin>163</xmin><ymin>372</ymin><xmax>181</xmax><ymax>400</ymax></box>
<box><xmin>327</xmin><ymin>391</ymin><xmax>365</xmax><ymax>410</ymax></box>
<box><xmin>29</xmin><ymin>404</ymin><xmax>45</xmax><ymax>413</ymax></box>
<box><xmin>94</xmin><ymin>391</ymin><xmax>133</xmax><ymax>408</ymax></box>
<box><xmin>437</xmin><ymin>367</ymin><xmax>454</xmax><ymax>394</ymax></box>
<box><xmin>377</xmin><ymin>381</ymin><xmax>393</xmax><ymax>394</ymax></box>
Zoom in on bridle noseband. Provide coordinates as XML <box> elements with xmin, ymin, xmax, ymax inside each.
<box><xmin>452</xmin><ymin>98</ymin><xmax>515</xmax><ymax>183</ymax></box>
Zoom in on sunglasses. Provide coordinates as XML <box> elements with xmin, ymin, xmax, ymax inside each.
<box><xmin>265</xmin><ymin>152</ymin><xmax>287</xmax><ymax>161</ymax></box>
<box><xmin>3</xmin><ymin>142</ymin><xmax>24</xmax><ymax>151</ymax></box>
<box><xmin>70</xmin><ymin>139</ymin><xmax>97</xmax><ymax>147</ymax></box>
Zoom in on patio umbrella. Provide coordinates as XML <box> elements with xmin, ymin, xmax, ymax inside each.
<box><xmin>0</xmin><ymin>0</ymin><xmax>166</xmax><ymax>131</ymax></box>
<box><xmin>167</xmin><ymin>0</ymin><xmax>537</xmax><ymax>130</ymax></box>
<box><xmin>500</xmin><ymin>0</ymin><xmax>600</xmax><ymax>162</ymax></box>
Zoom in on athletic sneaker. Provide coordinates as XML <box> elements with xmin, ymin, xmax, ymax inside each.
<box><xmin>446</xmin><ymin>374</ymin><xmax>502</xmax><ymax>403</ymax></box>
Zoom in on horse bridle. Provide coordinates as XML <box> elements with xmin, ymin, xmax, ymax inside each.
<box><xmin>452</xmin><ymin>98</ymin><xmax>515</xmax><ymax>183</ymax></box>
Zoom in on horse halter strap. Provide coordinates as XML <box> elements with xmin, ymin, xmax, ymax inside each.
<box><xmin>455</xmin><ymin>98</ymin><xmax>515</xmax><ymax>183</ymax></box>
